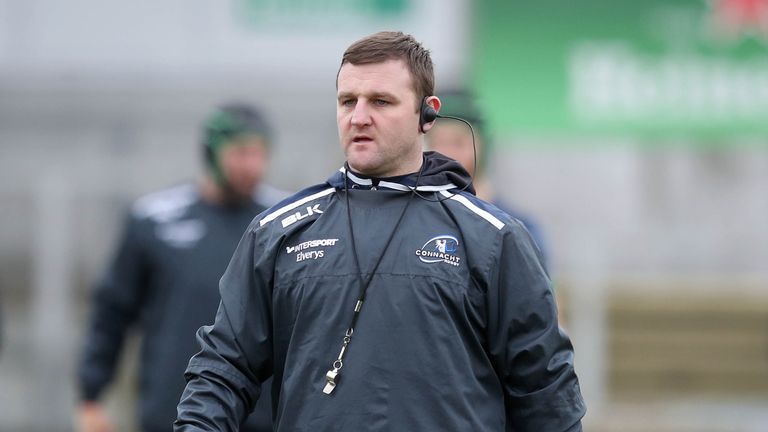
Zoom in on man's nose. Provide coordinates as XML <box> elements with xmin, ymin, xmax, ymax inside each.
<box><xmin>351</xmin><ymin>102</ymin><xmax>372</xmax><ymax>127</ymax></box>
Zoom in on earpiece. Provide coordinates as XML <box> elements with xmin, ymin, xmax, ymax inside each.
<box><xmin>419</xmin><ymin>98</ymin><xmax>439</xmax><ymax>132</ymax></box>
<box><xmin>412</xmin><ymin>95</ymin><xmax>479</xmax><ymax>202</ymax></box>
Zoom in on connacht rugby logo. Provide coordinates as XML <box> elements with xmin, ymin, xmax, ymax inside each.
<box><xmin>415</xmin><ymin>235</ymin><xmax>461</xmax><ymax>267</ymax></box>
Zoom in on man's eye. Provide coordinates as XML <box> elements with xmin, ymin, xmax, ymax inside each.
<box><xmin>374</xmin><ymin>99</ymin><xmax>389</xmax><ymax>106</ymax></box>
<box><xmin>341</xmin><ymin>99</ymin><xmax>355</xmax><ymax>107</ymax></box>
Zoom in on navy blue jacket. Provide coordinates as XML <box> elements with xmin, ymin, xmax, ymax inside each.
<box><xmin>175</xmin><ymin>153</ymin><xmax>585</xmax><ymax>431</ymax></box>
<box><xmin>78</xmin><ymin>183</ymin><xmax>285</xmax><ymax>432</ymax></box>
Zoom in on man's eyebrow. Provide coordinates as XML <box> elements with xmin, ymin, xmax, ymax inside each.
<box><xmin>369</xmin><ymin>92</ymin><xmax>397</xmax><ymax>100</ymax></box>
<box><xmin>337</xmin><ymin>91</ymin><xmax>399</xmax><ymax>101</ymax></box>
<box><xmin>337</xmin><ymin>92</ymin><xmax>355</xmax><ymax>100</ymax></box>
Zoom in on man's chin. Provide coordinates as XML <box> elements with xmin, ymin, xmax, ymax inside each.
<box><xmin>347</xmin><ymin>162</ymin><xmax>377</xmax><ymax>176</ymax></box>
<box><xmin>346</xmin><ymin>154</ymin><xmax>381</xmax><ymax>174</ymax></box>
<box><xmin>223</xmin><ymin>185</ymin><xmax>257</xmax><ymax>204</ymax></box>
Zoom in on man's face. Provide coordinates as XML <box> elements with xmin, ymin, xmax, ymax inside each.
<box><xmin>427</xmin><ymin>123</ymin><xmax>480</xmax><ymax>178</ymax></box>
<box><xmin>218</xmin><ymin>135</ymin><xmax>268</xmax><ymax>200</ymax></box>
<box><xmin>336</xmin><ymin>59</ymin><xmax>423</xmax><ymax>177</ymax></box>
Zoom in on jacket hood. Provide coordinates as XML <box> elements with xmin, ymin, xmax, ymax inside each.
<box><xmin>327</xmin><ymin>151</ymin><xmax>475</xmax><ymax>195</ymax></box>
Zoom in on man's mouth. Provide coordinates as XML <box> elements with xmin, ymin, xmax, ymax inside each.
<box><xmin>352</xmin><ymin>135</ymin><xmax>373</xmax><ymax>143</ymax></box>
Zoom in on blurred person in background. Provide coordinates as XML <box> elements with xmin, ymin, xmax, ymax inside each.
<box><xmin>77</xmin><ymin>102</ymin><xmax>285</xmax><ymax>432</ymax></box>
<box><xmin>425</xmin><ymin>89</ymin><xmax>549</xmax><ymax>267</ymax></box>
<box><xmin>175</xmin><ymin>31</ymin><xmax>584</xmax><ymax>431</ymax></box>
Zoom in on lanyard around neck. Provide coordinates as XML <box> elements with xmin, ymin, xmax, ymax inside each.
<box><xmin>321</xmin><ymin>162</ymin><xmax>424</xmax><ymax>395</ymax></box>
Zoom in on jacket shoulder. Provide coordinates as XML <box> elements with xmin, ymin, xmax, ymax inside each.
<box><xmin>446</xmin><ymin>192</ymin><xmax>548</xmax><ymax>273</ymax></box>
<box><xmin>438</xmin><ymin>190</ymin><xmax>520</xmax><ymax>232</ymax></box>
<box><xmin>130</xmin><ymin>183</ymin><xmax>197</xmax><ymax>223</ymax></box>
<box><xmin>254</xmin><ymin>183</ymin><xmax>336</xmax><ymax>232</ymax></box>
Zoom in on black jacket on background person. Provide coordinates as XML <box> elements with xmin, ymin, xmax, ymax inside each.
<box><xmin>78</xmin><ymin>182</ymin><xmax>285</xmax><ymax>432</ymax></box>
<box><xmin>175</xmin><ymin>152</ymin><xmax>586</xmax><ymax>431</ymax></box>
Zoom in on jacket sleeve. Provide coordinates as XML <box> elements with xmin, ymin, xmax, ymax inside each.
<box><xmin>174</xmin><ymin>224</ymin><xmax>274</xmax><ymax>432</ymax></box>
<box><xmin>77</xmin><ymin>213</ymin><xmax>150</xmax><ymax>402</ymax></box>
<box><xmin>485</xmin><ymin>221</ymin><xmax>586</xmax><ymax>431</ymax></box>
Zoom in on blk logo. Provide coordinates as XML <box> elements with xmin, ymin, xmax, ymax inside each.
<box><xmin>281</xmin><ymin>204</ymin><xmax>323</xmax><ymax>228</ymax></box>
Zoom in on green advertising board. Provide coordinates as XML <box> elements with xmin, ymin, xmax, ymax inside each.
<box><xmin>473</xmin><ymin>0</ymin><xmax>768</xmax><ymax>139</ymax></box>
<box><xmin>237</xmin><ymin>0</ymin><xmax>411</xmax><ymax>29</ymax></box>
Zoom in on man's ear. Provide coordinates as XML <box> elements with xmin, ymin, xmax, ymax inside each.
<box><xmin>419</xmin><ymin>96</ymin><xmax>442</xmax><ymax>133</ymax></box>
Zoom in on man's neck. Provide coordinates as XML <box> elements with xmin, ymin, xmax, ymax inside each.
<box><xmin>199</xmin><ymin>176</ymin><xmax>252</xmax><ymax>207</ymax></box>
<box><xmin>199</xmin><ymin>176</ymin><xmax>225</xmax><ymax>204</ymax></box>
<box><xmin>347</xmin><ymin>152</ymin><xmax>424</xmax><ymax>179</ymax></box>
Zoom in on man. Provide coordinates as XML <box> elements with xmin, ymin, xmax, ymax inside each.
<box><xmin>77</xmin><ymin>103</ymin><xmax>283</xmax><ymax>432</ymax></box>
<box><xmin>175</xmin><ymin>32</ymin><xmax>585</xmax><ymax>431</ymax></box>
<box><xmin>425</xmin><ymin>89</ymin><xmax>549</xmax><ymax>266</ymax></box>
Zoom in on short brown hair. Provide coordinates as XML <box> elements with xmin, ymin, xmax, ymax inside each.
<box><xmin>338</xmin><ymin>31</ymin><xmax>434</xmax><ymax>106</ymax></box>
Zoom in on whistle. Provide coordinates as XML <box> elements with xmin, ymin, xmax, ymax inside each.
<box><xmin>322</xmin><ymin>368</ymin><xmax>339</xmax><ymax>395</ymax></box>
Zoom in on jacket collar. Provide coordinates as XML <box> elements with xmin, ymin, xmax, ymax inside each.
<box><xmin>326</xmin><ymin>151</ymin><xmax>475</xmax><ymax>194</ymax></box>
